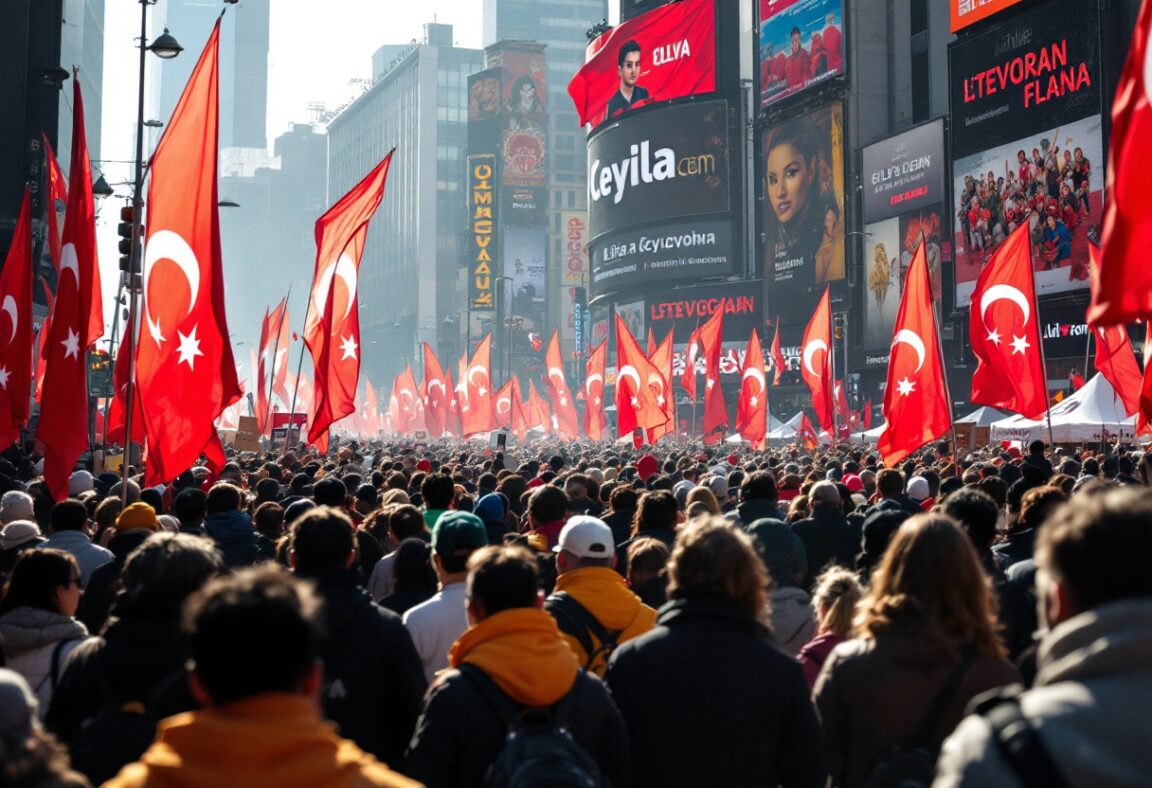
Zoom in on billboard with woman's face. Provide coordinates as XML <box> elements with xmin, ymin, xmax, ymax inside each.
<box><xmin>761</xmin><ymin>102</ymin><xmax>845</xmax><ymax>326</ymax></box>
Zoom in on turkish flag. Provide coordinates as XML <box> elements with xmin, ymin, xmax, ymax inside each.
<box><xmin>34</xmin><ymin>275</ymin><xmax>53</xmax><ymax>405</ymax></box>
<box><xmin>615</xmin><ymin>315</ymin><xmax>668</xmax><ymax>438</ymax></box>
<box><xmin>257</xmin><ymin>297</ymin><xmax>289</xmax><ymax>432</ymax></box>
<box><xmin>833</xmin><ymin>380</ymin><xmax>851</xmax><ymax>441</ymax></box>
<box><xmin>567</xmin><ymin>0</ymin><xmax>715</xmax><ymax>127</ymax></box>
<box><xmin>509</xmin><ymin>379</ymin><xmax>529</xmax><ymax>442</ymax></box>
<box><xmin>646</xmin><ymin>330</ymin><xmax>674</xmax><ymax>444</ymax></box>
<box><xmin>798</xmin><ymin>413</ymin><xmax>819</xmax><ymax>451</ymax></box>
<box><xmin>862</xmin><ymin>400</ymin><xmax>873</xmax><ymax>430</ymax></box>
<box><xmin>544</xmin><ymin>331</ymin><xmax>579</xmax><ymax>438</ymax></box>
<box><xmin>361</xmin><ymin>380</ymin><xmax>381</xmax><ymax>435</ymax></box>
<box><xmin>461</xmin><ymin>334</ymin><xmax>496</xmax><ymax>436</ymax></box>
<box><xmin>39</xmin><ymin>79</ymin><xmax>103</xmax><ymax>498</ymax></box>
<box><xmin>527</xmin><ymin>379</ymin><xmax>551</xmax><ymax>435</ymax></box>
<box><xmin>1139</xmin><ymin>324</ymin><xmax>1152</xmax><ymax>435</ymax></box>
<box><xmin>735</xmin><ymin>329</ymin><xmax>767</xmax><ymax>450</ymax></box>
<box><xmin>36</xmin><ymin>138</ymin><xmax>67</xmax><ymax>405</ymax></box>
<box><xmin>969</xmin><ymin>222</ymin><xmax>1047</xmax><ymax>419</ymax></box>
<box><xmin>305</xmin><ymin>151</ymin><xmax>393</xmax><ymax>446</ymax></box>
<box><xmin>443</xmin><ymin>367</ymin><xmax>461</xmax><ymax>437</ymax></box>
<box><xmin>698</xmin><ymin>307</ymin><xmax>728</xmax><ymax>443</ymax></box>
<box><xmin>394</xmin><ymin>365</ymin><xmax>420</xmax><ymax>434</ymax></box>
<box><xmin>494</xmin><ymin>379</ymin><xmax>517</xmax><ymax>431</ymax></box>
<box><xmin>1088</xmin><ymin>0</ymin><xmax>1152</xmax><ymax>325</ymax></box>
<box><xmin>1093</xmin><ymin>325</ymin><xmax>1144</xmax><ymax>417</ymax></box>
<box><xmin>106</xmin><ymin>304</ymin><xmax>145</xmax><ymax>447</ymax></box>
<box><xmin>680</xmin><ymin>324</ymin><xmax>701</xmax><ymax>401</ymax></box>
<box><xmin>584</xmin><ymin>339</ymin><xmax>607</xmax><ymax>441</ymax></box>
<box><xmin>879</xmin><ymin>240</ymin><xmax>952</xmax><ymax>467</ymax></box>
<box><xmin>769</xmin><ymin>317</ymin><xmax>785</xmax><ymax>386</ymax></box>
<box><xmin>422</xmin><ymin>342</ymin><xmax>447</xmax><ymax>438</ymax></box>
<box><xmin>800</xmin><ymin>286</ymin><xmax>834</xmax><ymax>433</ymax></box>
<box><xmin>0</xmin><ymin>188</ymin><xmax>33</xmax><ymax>448</ymax></box>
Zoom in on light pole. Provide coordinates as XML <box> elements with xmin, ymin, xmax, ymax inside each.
<box><xmin>120</xmin><ymin>2</ymin><xmax>181</xmax><ymax>501</ymax></box>
<box><xmin>494</xmin><ymin>275</ymin><xmax>513</xmax><ymax>384</ymax></box>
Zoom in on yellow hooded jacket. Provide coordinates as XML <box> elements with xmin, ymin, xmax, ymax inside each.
<box><xmin>550</xmin><ymin>566</ymin><xmax>658</xmax><ymax>676</ymax></box>
<box><xmin>104</xmin><ymin>693</ymin><xmax>421</xmax><ymax>788</ymax></box>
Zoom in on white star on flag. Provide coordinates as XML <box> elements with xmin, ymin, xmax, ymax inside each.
<box><xmin>706</xmin><ymin>378</ymin><xmax>715</xmax><ymax>390</ymax></box>
<box><xmin>340</xmin><ymin>335</ymin><xmax>358</xmax><ymax>361</ymax></box>
<box><xmin>630</xmin><ymin>396</ymin><xmax>639</xmax><ymax>407</ymax></box>
<box><xmin>560</xmin><ymin>396</ymin><xmax>567</xmax><ymax>406</ymax></box>
<box><xmin>986</xmin><ymin>328</ymin><xmax>1002</xmax><ymax>345</ymax></box>
<box><xmin>0</xmin><ymin>366</ymin><xmax>9</xmax><ymax>389</ymax></box>
<box><xmin>176</xmin><ymin>325</ymin><xmax>204</xmax><ymax>369</ymax></box>
<box><xmin>896</xmin><ymin>377</ymin><xmax>916</xmax><ymax>396</ymax></box>
<box><xmin>1010</xmin><ymin>334</ymin><xmax>1030</xmax><ymax>355</ymax></box>
<box><xmin>656</xmin><ymin>394</ymin><xmax>665</xmax><ymax>406</ymax></box>
<box><xmin>749</xmin><ymin>395</ymin><xmax>758</xmax><ymax>407</ymax></box>
<box><xmin>593</xmin><ymin>397</ymin><xmax>600</xmax><ymax>405</ymax></box>
<box><xmin>61</xmin><ymin>327</ymin><xmax>81</xmax><ymax>360</ymax></box>
<box><xmin>477</xmin><ymin>386</ymin><xmax>487</xmax><ymax>396</ymax></box>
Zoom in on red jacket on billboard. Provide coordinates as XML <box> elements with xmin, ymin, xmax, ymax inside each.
<box><xmin>568</xmin><ymin>0</ymin><xmax>716</xmax><ymax>127</ymax></box>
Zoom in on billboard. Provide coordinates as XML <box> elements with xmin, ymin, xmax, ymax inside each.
<box><xmin>568</xmin><ymin>0</ymin><xmax>716</xmax><ymax>129</ymax></box>
<box><xmin>641</xmin><ymin>281</ymin><xmax>764</xmax><ymax>378</ymax></box>
<box><xmin>863</xmin><ymin>205</ymin><xmax>951</xmax><ymax>357</ymax></box>
<box><xmin>949</xmin><ymin>1</ymin><xmax>1102</xmax><ymax>303</ymax></box>
<box><xmin>503</xmin><ymin>228</ymin><xmax>546</xmax><ymax>327</ymax></box>
<box><xmin>468</xmin><ymin>155</ymin><xmax>498</xmax><ymax>310</ymax></box>
<box><xmin>560</xmin><ymin>212</ymin><xmax>590</xmax><ymax>347</ymax></box>
<box><xmin>762</xmin><ymin>102</ymin><xmax>845</xmax><ymax>325</ymax></box>
<box><xmin>468</xmin><ymin>68</ymin><xmax>502</xmax><ymax>121</ymax></box>
<box><xmin>861</xmin><ymin>119</ymin><xmax>947</xmax><ymax>224</ymax></box>
<box><xmin>502</xmin><ymin>117</ymin><xmax>546</xmax><ymax>189</ymax></box>
<box><xmin>950</xmin><ymin>0</ymin><xmax>1025</xmax><ymax>33</ymax></box>
<box><xmin>758</xmin><ymin>0</ymin><xmax>844</xmax><ymax>109</ymax></box>
<box><xmin>588</xmin><ymin>99</ymin><xmax>731</xmax><ymax>242</ymax></box>
<box><xmin>590</xmin><ymin>219</ymin><xmax>735</xmax><ymax>296</ymax></box>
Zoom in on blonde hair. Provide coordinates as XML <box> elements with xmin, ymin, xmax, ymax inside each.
<box><xmin>855</xmin><ymin>514</ymin><xmax>1005</xmax><ymax>659</ymax></box>
<box><xmin>668</xmin><ymin>517</ymin><xmax>768</xmax><ymax>623</ymax></box>
<box><xmin>812</xmin><ymin>566</ymin><xmax>862</xmax><ymax>638</ymax></box>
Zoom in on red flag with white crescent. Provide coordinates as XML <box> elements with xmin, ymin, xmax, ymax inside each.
<box><xmin>583</xmin><ymin>339</ymin><xmax>607</xmax><ymax>441</ymax></box>
<box><xmin>699</xmin><ymin>306</ymin><xmax>728</xmax><ymax>443</ymax></box>
<box><xmin>769</xmin><ymin>316</ymin><xmax>785</xmax><ymax>386</ymax></box>
<box><xmin>735</xmin><ymin>328</ymin><xmax>767</xmax><ymax>450</ymax></box>
<box><xmin>1087</xmin><ymin>243</ymin><xmax>1144</xmax><ymax>417</ymax></box>
<box><xmin>646</xmin><ymin>330</ymin><xmax>674</xmax><ymax>444</ymax></box>
<box><xmin>968</xmin><ymin>222</ymin><xmax>1047</xmax><ymax>419</ymax></box>
<box><xmin>305</xmin><ymin>151</ymin><xmax>393</xmax><ymax>446</ymax></box>
<box><xmin>494</xmin><ymin>379</ymin><xmax>516</xmax><ymax>431</ymax></box>
<box><xmin>444</xmin><ymin>367</ymin><xmax>461</xmax><ymax>437</ymax></box>
<box><xmin>615</xmin><ymin>315</ymin><xmax>667</xmax><ymax>438</ymax></box>
<box><xmin>422</xmin><ymin>342</ymin><xmax>447</xmax><ymax>438</ymax></box>
<box><xmin>0</xmin><ymin>188</ymin><xmax>33</xmax><ymax>448</ymax></box>
<box><xmin>800</xmin><ymin>287</ymin><xmax>834</xmax><ymax>433</ymax></box>
<box><xmin>39</xmin><ymin>78</ymin><xmax>104</xmax><ymax>497</ymax></box>
<box><xmin>544</xmin><ymin>331</ymin><xmax>579</xmax><ymax>438</ymax></box>
<box><xmin>680</xmin><ymin>324</ymin><xmax>700</xmax><ymax>401</ymax></box>
<box><xmin>879</xmin><ymin>240</ymin><xmax>951</xmax><ymax>467</ymax></box>
<box><xmin>258</xmin><ymin>297</ymin><xmax>289</xmax><ymax>432</ymax></box>
<box><xmin>36</xmin><ymin>138</ymin><xmax>67</xmax><ymax>405</ymax></box>
<box><xmin>461</xmin><ymin>334</ymin><xmax>495</xmax><ymax>436</ymax></box>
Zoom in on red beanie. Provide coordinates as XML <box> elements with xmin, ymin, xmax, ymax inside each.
<box><xmin>636</xmin><ymin>454</ymin><xmax>659</xmax><ymax>481</ymax></box>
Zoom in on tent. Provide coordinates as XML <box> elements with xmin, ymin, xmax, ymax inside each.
<box><xmin>989</xmin><ymin>374</ymin><xmax>1143</xmax><ymax>443</ymax></box>
<box><xmin>956</xmin><ymin>406</ymin><xmax>1007</xmax><ymax>425</ymax></box>
<box><xmin>725</xmin><ymin>412</ymin><xmax>790</xmax><ymax>444</ymax></box>
<box><xmin>766</xmin><ymin>412</ymin><xmax>804</xmax><ymax>441</ymax></box>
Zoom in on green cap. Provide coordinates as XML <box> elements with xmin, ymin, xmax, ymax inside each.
<box><xmin>432</xmin><ymin>511</ymin><xmax>488</xmax><ymax>559</ymax></box>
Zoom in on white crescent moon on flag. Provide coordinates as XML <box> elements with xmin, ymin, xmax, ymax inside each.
<box><xmin>892</xmin><ymin>329</ymin><xmax>926</xmax><ymax>373</ymax></box>
<box><xmin>1</xmin><ymin>296</ymin><xmax>17</xmax><ymax>348</ymax></box>
<box><xmin>142</xmin><ymin>230</ymin><xmax>201</xmax><ymax>343</ymax></box>
<box><xmin>427</xmin><ymin>378</ymin><xmax>446</xmax><ymax>397</ymax></box>
<box><xmin>585</xmin><ymin>373</ymin><xmax>603</xmax><ymax>396</ymax></box>
<box><xmin>548</xmin><ymin>366</ymin><xmax>566</xmax><ymax>388</ymax></box>
<box><xmin>742</xmin><ymin>366</ymin><xmax>765</xmax><ymax>394</ymax></box>
<box><xmin>802</xmin><ymin>339</ymin><xmax>828</xmax><ymax>377</ymax></box>
<box><xmin>59</xmin><ymin>243</ymin><xmax>80</xmax><ymax>286</ymax></box>
<box><xmin>496</xmin><ymin>396</ymin><xmax>511</xmax><ymax>414</ymax></box>
<box><xmin>979</xmin><ymin>284</ymin><xmax>1030</xmax><ymax>329</ymax></box>
<box><xmin>314</xmin><ymin>253</ymin><xmax>358</xmax><ymax>323</ymax></box>
<box><xmin>468</xmin><ymin>365</ymin><xmax>489</xmax><ymax>387</ymax></box>
<box><xmin>618</xmin><ymin>365</ymin><xmax>641</xmax><ymax>392</ymax></box>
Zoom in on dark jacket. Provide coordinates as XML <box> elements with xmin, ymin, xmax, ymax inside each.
<box><xmin>615</xmin><ymin>527</ymin><xmax>677</xmax><ymax>574</ymax></box>
<box><xmin>791</xmin><ymin>505</ymin><xmax>859</xmax><ymax>588</ymax></box>
<box><xmin>991</xmin><ymin>527</ymin><xmax>1035</xmax><ymax>571</ymax></box>
<box><xmin>727</xmin><ymin>498</ymin><xmax>789</xmax><ymax>528</ymax></box>
<box><xmin>605</xmin><ymin>597</ymin><xmax>825</xmax><ymax>788</ymax></box>
<box><xmin>355</xmin><ymin>528</ymin><xmax>384</xmax><ymax>581</ymax></box>
<box><xmin>302</xmin><ymin>567</ymin><xmax>426</xmax><ymax>768</ymax></box>
<box><xmin>380</xmin><ymin>587</ymin><xmax>436</xmax><ymax>617</ymax></box>
<box><xmin>601</xmin><ymin>508</ymin><xmax>636</xmax><ymax>546</ymax></box>
<box><xmin>76</xmin><ymin>529</ymin><xmax>152</xmax><ymax>635</ymax></box>
<box><xmin>204</xmin><ymin>510</ymin><xmax>262</xmax><ymax>569</ymax></box>
<box><xmin>874</xmin><ymin>495</ymin><xmax>923</xmax><ymax>516</ymax></box>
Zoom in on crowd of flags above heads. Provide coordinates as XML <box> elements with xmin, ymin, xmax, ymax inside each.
<box><xmin>1</xmin><ymin>5</ymin><xmax>1150</xmax><ymax>490</ymax></box>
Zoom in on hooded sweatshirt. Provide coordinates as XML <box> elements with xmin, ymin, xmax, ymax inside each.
<box><xmin>0</xmin><ymin>606</ymin><xmax>87</xmax><ymax>711</ymax></box>
<box><xmin>204</xmin><ymin>510</ymin><xmax>261</xmax><ymax>569</ymax></box>
<box><xmin>104</xmin><ymin>693</ymin><xmax>419</xmax><ymax>788</ymax></box>
<box><xmin>449</xmin><ymin>608</ymin><xmax>578</xmax><ymax>707</ymax></box>
<box><xmin>550</xmin><ymin>566</ymin><xmax>657</xmax><ymax>675</ymax></box>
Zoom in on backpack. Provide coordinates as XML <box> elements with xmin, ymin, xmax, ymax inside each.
<box><xmin>862</xmin><ymin>649</ymin><xmax>978</xmax><ymax>788</ymax></box>
<box><xmin>972</xmin><ymin>686</ymin><xmax>1071</xmax><ymax>788</ymax></box>
<box><xmin>459</xmin><ymin>663</ymin><xmax>605</xmax><ymax>788</ymax></box>
<box><xmin>544</xmin><ymin>591</ymin><xmax>622</xmax><ymax>676</ymax></box>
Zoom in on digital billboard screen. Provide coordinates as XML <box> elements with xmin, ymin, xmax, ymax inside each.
<box><xmin>587</xmin><ymin>99</ymin><xmax>731</xmax><ymax>242</ymax></box>
<box><xmin>758</xmin><ymin>0</ymin><xmax>845</xmax><ymax>109</ymax></box>
<box><xmin>950</xmin><ymin>0</ymin><xmax>1025</xmax><ymax>33</ymax></box>
<box><xmin>590</xmin><ymin>219</ymin><xmax>736</xmax><ymax>296</ymax></box>
<box><xmin>861</xmin><ymin>119</ymin><xmax>947</xmax><ymax>224</ymax></box>
<box><xmin>949</xmin><ymin>0</ymin><xmax>1102</xmax><ymax>303</ymax></box>
<box><xmin>467</xmin><ymin>155</ymin><xmax>498</xmax><ymax>311</ymax></box>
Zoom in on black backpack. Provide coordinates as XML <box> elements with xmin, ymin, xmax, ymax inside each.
<box><xmin>972</xmin><ymin>685</ymin><xmax>1071</xmax><ymax>788</ymax></box>
<box><xmin>544</xmin><ymin>591</ymin><xmax>622</xmax><ymax>675</ymax></box>
<box><xmin>863</xmin><ymin>649</ymin><xmax>978</xmax><ymax>788</ymax></box>
<box><xmin>459</xmin><ymin>664</ymin><xmax>605</xmax><ymax>788</ymax></box>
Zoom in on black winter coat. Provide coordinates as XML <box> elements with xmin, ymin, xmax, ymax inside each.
<box><xmin>791</xmin><ymin>506</ymin><xmax>859</xmax><ymax>588</ymax></box>
<box><xmin>405</xmin><ymin>666</ymin><xmax>631</xmax><ymax>788</ymax></box>
<box><xmin>76</xmin><ymin>529</ymin><xmax>151</xmax><ymax>634</ymax></box>
<box><xmin>605</xmin><ymin>597</ymin><xmax>826</xmax><ymax>788</ymax></box>
<box><xmin>304</xmin><ymin>568</ymin><xmax>427</xmax><ymax>769</ymax></box>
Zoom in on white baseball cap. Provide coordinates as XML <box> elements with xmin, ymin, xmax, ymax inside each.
<box><xmin>554</xmin><ymin>515</ymin><xmax>615</xmax><ymax>559</ymax></box>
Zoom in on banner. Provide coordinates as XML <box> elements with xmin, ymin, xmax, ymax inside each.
<box><xmin>588</xmin><ymin>99</ymin><xmax>731</xmax><ymax>241</ymax></box>
<box><xmin>568</xmin><ymin>0</ymin><xmax>716</xmax><ymax>129</ymax></box>
<box><xmin>468</xmin><ymin>155</ymin><xmax>498</xmax><ymax>310</ymax></box>
<box><xmin>590</xmin><ymin>219</ymin><xmax>735</xmax><ymax>296</ymax></box>
<box><xmin>861</xmin><ymin>119</ymin><xmax>947</xmax><ymax>224</ymax></box>
<box><xmin>504</xmin><ymin>228</ymin><xmax>546</xmax><ymax>327</ymax></box>
<box><xmin>758</xmin><ymin>0</ymin><xmax>845</xmax><ymax>108</ymax></box>
<box><xmin>950</xmin><ymin>0</ymin><xmax>1024</xmax><ymax>33</ymax></box>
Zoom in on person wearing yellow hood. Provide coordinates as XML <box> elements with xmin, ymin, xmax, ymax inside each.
<box><xmin>405</xmin><ymin>545</ymin><xmax>631</xmax><ymax>788</ymax></box>
<box><xmin>105</xmin><ymin>566</ymin><xmax>419</xmax><ymax>788</ymax></box>
<box><xmin>544</xmin><ymin>515</ymin><xmax>657</xmax><ymax>676</ymax></box>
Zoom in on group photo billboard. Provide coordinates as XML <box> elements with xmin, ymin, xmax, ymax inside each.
<box><xmin>949</xmin><ymin>0</ymin><xmax>1102</xmax><ymax>303</ymax></box>
<box><xmin>568</xmin><ymin>0</ymin><xmax>716</xmax><ymax>130</ymax></box>
<box><xmin>758</xmin><ymin>0</ymin><xmax>844</xmax><ymax>109</ymax></box>
<box><xmin>762</xmin><ymin>102</ymin><xmax>845</xmax><ymax>325</ymax></box>
<box><xmin>588</xmin><ymin>99</ymin><xmax>731</xmax><ymax>242</ymax></box>
<box><xmin>590</xmin><ymin>219</ymin><xmax>735</xmax><ymax>296</ymax></box>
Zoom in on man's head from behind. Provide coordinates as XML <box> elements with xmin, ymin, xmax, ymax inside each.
<box><xmin>740</xmin><ymin>471</ymin><xmax>778</xmax><ymax>503</ymax></box>
<box><xmin>465</xmin><ymin>545</ymin><xmax>541</xmax><ymax>625</ymax></box>
<box><xmin>876</xmin><ymin>468</ymin><xmax>905</xmax><ymax>499</ymax></box>
<box><xmin>554</xmin><ymin>515</ymin><xmax>615</xmax><ymax>574</ymax></box>
<box><xmin>289</xmin><ymin>507</ymin><xmax>355</xmax><ymax>576</ymax></box>
<box><xmin>184</xmin><ymin>565</ymin><xmax>323</xmax><ymax>707</ymax></box>
<box><xmin>432</xmin><ymin>511</ymin><xmax>488</xmax><ymax>577</ymax></box>
<box><xmin>940</xmin><ymin>487</ymin><xmax>999</xmax><ymax>555</ymax></box>
<box><xmin>617</xmin><ymin>40</ymin><xmax>642</xmax><ymax>88</ymax></box>
<box><xmin>312</xmin><ymin>477</ymin><xmax>347</xmax><ymax>508</ymax></box>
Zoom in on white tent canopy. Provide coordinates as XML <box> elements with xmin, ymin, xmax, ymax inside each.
<box><xmin>989</xmin><ymin>374</ymin><xmax>1141</xmax><ymax>443</ymax></box>
<box><xmin>956</xmin><ymin>406</ymin><xmax>1008</xmax><ymax>426</ymax></box>
<box><xmin>767</xmin><ymin>412</ymin><xmax>805</xmax><ymax>441</ymax></box>
<box><xmin>725</xmin><ymin>412</ymin><xmax>789</xmax><ymax>444</ymax></box>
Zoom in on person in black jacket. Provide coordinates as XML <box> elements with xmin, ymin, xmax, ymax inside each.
<box><xmin>871</xmin><ymin>467</ymin><xmax>923</xmax><ymax>516</ymax></box>
<box><xmin>405</xmin><ymin>544</ymin><xmax>631</xmax><ymax>788</ymax></box>
<box><xmin>605</xmin><ymin>517</ymin><xmax>825</xmax><ymax>788</ymax></box>
<box><xmin>46</xmin><ymin>533</ymin><xmax>222</xmax><ymax>785</ymax></box>
<box><xmin>313</xmin><ymin>476</ymin><xmax>384</xmax><ymax>580</ymax></box>
<box><xmin>203</xmin><ymin>483</ymin><xmax>263</xmax><ymax>569</ymax></box>
<box><xmin>289</xmin><ymin>507</ymin><xmax>426</xmax><ymax>769</ymax></box>
<box><xmin>77</xmin><ymin>502</ymin><xmax>161</xmax><ymax>634</ymax></box>
<box><xmin>791</xmin><ymin>481</ymin><xmax>859</xmax><ymax>589</ymax></box>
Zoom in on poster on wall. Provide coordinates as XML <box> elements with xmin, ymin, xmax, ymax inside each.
<box><xmin>468</xmin><ymin>155</ymin><xmax>498</xmax><ymax>310</ymax></box>
<box><xmin>758</xmin><ymin>0</ymin><xmax>845</xmax><ymax>109</ymax></box>
<box><xmin>762</xmin><ymin>102</ymin><xmax>845</xmax><ymax>325</ymax></box>
<box><xmin>468</xmin><ymin>68</ymin><xmax>502</xmax><ymax>121</ymax></box>
<box><xmin>503</xmin><ymin>229</ymin><xmax>546</xmax><ymax>326</ymax></box>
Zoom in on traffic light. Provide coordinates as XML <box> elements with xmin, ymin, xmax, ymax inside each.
<box><xmin>118</xmin><ymin>204</ymin><xmax>135</xmax><ymax>272</ymax></box>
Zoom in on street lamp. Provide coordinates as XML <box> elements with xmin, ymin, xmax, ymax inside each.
<box><xmin>92</xmin><ymin>175</ymin><xmax>113</xmax><ymax>199</ymax></box>
<box><xmin>148</xmin><ymin>28</ymin><xmax>183</xmax><ymax>59</ymax></box>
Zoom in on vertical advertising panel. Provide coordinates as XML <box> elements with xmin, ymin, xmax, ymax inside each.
<box><xmin>503</xmin><ymin>228</ymin><xmax>546</xmax><ymax>329</ymax></box>
<box><xmin>762</xmin><ymin>102</ymin><xmax>845</xmax><ymax>327</ymax></box>
<box><xmin>949</xmin><ymin>0</ymin><xmax>1102</xmax><ymax>303</ymax></box>
<box><xmin>468</xmin><ymin>155</ymin><xmax>498</xmax><ymax>310</ymax></box>
<box><xmin>560</xmin><ymin>212</ymin><xmax>589</xmax><ymax>347</ymax></box>
<box><xmin>758</xmin><ymin>0</ymin><xmax>845</xmax><ymax>109</ymax></box>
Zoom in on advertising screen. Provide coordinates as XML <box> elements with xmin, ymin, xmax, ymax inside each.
<box><xmin>467</xmin><ymin>155</ymin><xmax>498</xmax><ymax>310</ymax></box>
<box><xmin>642</xmin><ymin>281</ymin><xmax>764</xmax><ymax>378</ymax></box>
<box><xmin>468</xmin><ymin>68</ymin><xmax>502</xmax><ymax>122</ymax></box>
<box><xmin>950</xmin><ymin>0</ymin><xmax>1025</xmax><ymax>33</ymax></box>
<box><xmin>762</xmin><ymin>102</ymin><xmax>845</xmax><ymax>325</ymax></box>
<box><xmin>588</xmin><ymin>99</ymin><xmax>731</xmax><ymax>242</ymax></box>
<box><xmin>949</xmin><ymin>1</ymin><xmax>1102</xmax><ymax>303</ymax></box>
<box><xmin>568</xmin><ymin>0</ymin><xmax>716</xmax><ymax>129</ymax></box>
<box><xmin>590</xmin><ymin>219</ymin><xmax>735</xmax><ymax>296</ymax></box>
<box><xmin>560</xmin><ymin>212</ymin><xmax>590</xmax><ymax>347</ymax></box>
<box><xmin>503</xmin><ymin>228</ymin><xmax>546</xmax><ymax>327</ymax></box>
<box><xmin>758</xmin><ymin>0</ymin><xmax>845</xmax><ymax>109</ymax></box>
<box><xmin>861</xmin><ymin>119</ymin><xmax>947</xmax><ymax>224</ymax></box>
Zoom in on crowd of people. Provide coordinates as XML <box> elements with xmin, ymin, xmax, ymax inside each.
<box><xmin>0</xmin><ymin>435</ymin><xmax>1148</xmax><ymax>787</ymax></box>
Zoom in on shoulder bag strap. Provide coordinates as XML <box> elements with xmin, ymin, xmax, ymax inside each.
<box><xmin>984</xmin><ymin>695</ymin><xmax>1071</xmax><ymax>788</ymax></box>
<box><xmin>907</xmin><ymin>648</ymin><xmax>979</xmax><ymax>750</ymax></box>
<box><xmin>545</xmin><ymin>592</ymin><xmax>599</xmax><ymax>664</ymax></box>
<box><xmin>458</xmin><ymin>663</ymin><xmax>521</xmax><ymax>728</ymax></box>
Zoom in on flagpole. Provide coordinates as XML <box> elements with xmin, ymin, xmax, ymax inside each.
<box><xmin>829</xmin><ymin>300</ymin><xmax>839</xmax><ymax>445</ymax></box>
<box><xmin>1082</xmin><ymin>327</ymin><xmax>1092</xmax><ymax>381</ymax></box>
<box><xmin>1030</xmin><ymin>244</ymin><xmax>1057</xmax><ymax>448</ymax></box>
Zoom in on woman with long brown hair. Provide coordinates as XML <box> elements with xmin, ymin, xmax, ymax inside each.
<box><xmin>814</xmin><ymin>514</ymin><xmax>1019</xmax><ymax>787</ymax></box>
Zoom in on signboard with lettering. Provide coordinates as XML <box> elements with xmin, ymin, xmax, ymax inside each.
<box><xmin>468</xmin><ymin>155</ymin><xmax>498</xmax><ymax>310</ymax></box>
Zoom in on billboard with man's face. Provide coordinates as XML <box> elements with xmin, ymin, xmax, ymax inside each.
<box><xmin>758</xmin><ymin>0</ymin><xmax>845</xmax><ymax>109</ymax></box>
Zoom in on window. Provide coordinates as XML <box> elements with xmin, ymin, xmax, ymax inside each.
<box><xmin>911</xmin><ymin>50</ymin><xmax>929</xmax><ymax>123</ymax></box>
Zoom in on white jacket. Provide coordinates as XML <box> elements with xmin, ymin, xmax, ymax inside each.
<box><xmin>0</xmin><ymin>606</ymin><xmax>88</xmax><ymax>715</ymax></box>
